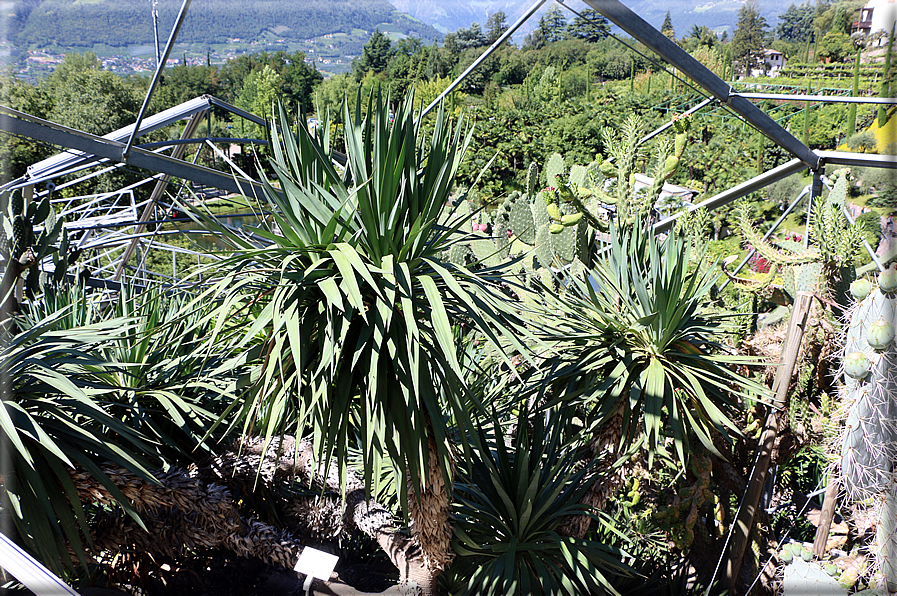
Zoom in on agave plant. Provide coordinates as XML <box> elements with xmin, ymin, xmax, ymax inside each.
<box><xmin>535</xmin><ymin>225</ymin><xmax>769</xmax><ymax>535</ymax></box>
<box><xmin>190</xmin><ymin>90</ymin><xmax>532</xmax><ymax>594</ymax></box>
<box><xmin>447</xmin><ymin>406</ymin><xmax>630</xmax><ymax>596</ymax></box>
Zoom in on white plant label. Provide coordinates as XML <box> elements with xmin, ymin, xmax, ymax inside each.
<box><xmin>294</xmin><ymin>547</ymin><xmax>338</xmax><ymax>580</ymax></box>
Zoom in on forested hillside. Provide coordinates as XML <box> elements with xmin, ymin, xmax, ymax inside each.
<box><xmin>12</xmin><ymin>0</ymin><xmax>439</xmax><ymax>48</ymax></box>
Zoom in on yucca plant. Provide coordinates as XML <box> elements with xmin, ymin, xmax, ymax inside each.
<box><xmin>91</xmin><ymin>285</ymin><xmax>237</xmax><ymax>459</ymax></box>
<box><xmin>190</xmin><ymin>90</ymin><xmax>532</xmax><ymax>594</ymax></box>
<box><xmin>447</xmin><ymin>405</ymin><xmax>630</xmax><ymax>596</ymax></box>
<box><xmin>0</xmin><ymin>308</ymin><xmax>157</xmax><ymax>576</ymax></box>
<box><xmin>536</xmin><ymin>224</ymin><xmax>769</xmax><ymax>536</ymax></box>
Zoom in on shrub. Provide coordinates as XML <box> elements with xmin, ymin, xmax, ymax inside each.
<box><xmin>846</xmin><ymin>131</ymin><xmax>877</xmax><ymax>152</ymax></box>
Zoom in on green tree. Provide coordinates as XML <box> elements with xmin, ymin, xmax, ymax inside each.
<box><xmin>539</xmin><ymin>5</ymin><xmax>568</xmax><ymax>44</ymax></box>
<box><xmin>568</xmin><ymin>8</ymin><xmax>610</xmax><ymax>42</ymax></box>
<box><xmin>879</xmin><ymin>25</ymin><xmax>895</xmax><ymax>126</ymax></box>
<box><xmin>775</xmin><ymin>2</ymin><xmax>816</xmax><ymax>42</ymax></box>
<box><xmin>353</xmin><ymin>29</ymin><xmax>394</xmax><ymax>80</ymax></box>
<box><xmin>485</xmin><ymin>10</ymin><xmax>509</xmax><ymax>43</ymax></box>
<box><xmin>195</xmin><ymin>93</ymin><xmax>532</xmax><ymax>594</ymax></box>
<box><xmin>452</xmin><ymin>22</ymin><xmax>488</xmax><ymax>50</ymax></box>
<box><xmin>661</xmin><ymin>10</ymin><xmax>675</xmax><ymax>40</ymax></box>
<box><xmin>732</xmin><ymin>0</ymin><xmax>770</xmax><ymax>75</ymax></box>
<box><xmin>847</xmin><ymin>36</ymin><xmax>865</xmax><ymax>136</ymax></box>
<box><xmin>0</xmin><ymin>75</ymin><xmax>53</xmax><ymax>181</ymax></box>
<box><xmin>235</xmin><ymin>65</ymin><xmax>282</xmax><ymax>134</ymax></box>
<box><xmin>818</xmin><ymin>29</ymin><xmax>853</xmax><ymax>62</ymax></box>
<box><xmin>46</xmin><ymin>54</ymin><xmax>140</xmax><ymax>136</ymax></box>
<box><xmin>425</xmin><ymin>41</ymin><xmax>451</xmax><ymax>80</ymax></box>
<box><xmin>164</xmin><ymin>62</ymin><xmax>221</xmax><ymax>104</ymax></box>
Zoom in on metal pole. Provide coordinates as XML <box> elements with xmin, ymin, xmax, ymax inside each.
<box><xmin>419</xmin><ymin>0</ymin><xmax>549</xmax><ymax>119</ymax></box>
<box><xmin>114</xmin><ymin>112</ymin><xmax>203</xmax><ymax>282</ymax></box>
<box><xmin>152</xmin><ymin>0</ymin><xmax>161</xmax><ymax>67</ymax></box>
<box><xmin>123</xmin><ymin>0</ymin><xmax>192</xmax><ymax>161</ymax></box>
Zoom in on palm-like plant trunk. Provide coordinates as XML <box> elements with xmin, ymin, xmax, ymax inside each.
<box><xmin>236</xmin><ymin>436</ymin><xmax>451</xmax><ymax>595</ymax></box>
<box><xmin>558</xmin><ymin>407</ymin><xmax>627</xmax><ymax>539</ymax></box>
<box><xmin>405</xmin><ymin>431</ymin><xmax>453</xmax><ymax>596</ymax></box>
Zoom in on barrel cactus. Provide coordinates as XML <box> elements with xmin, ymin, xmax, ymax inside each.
<box><xmin>840</xmin><ymin>271</ymin><xmax>897</xmax><ymax>592</ymax></box>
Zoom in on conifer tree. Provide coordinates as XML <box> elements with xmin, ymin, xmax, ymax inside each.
<box><xmin>879</xmin><ymin>26</ymin><xmax>895</xmax><ymax>127</ymax></box>
<box><xmin>661</xmin><ymin>10</ymin><xmax>675</xmax><ymax>40</ymax></box>
<box><xmin>539</xmin><ymin>6</ymin><xmax>568</xmax><ymax>44</ymax></box>
<box><xmin>732</xmin><ymin>0</ymin><xmax>769</xmax><ymax>75</ymax></box>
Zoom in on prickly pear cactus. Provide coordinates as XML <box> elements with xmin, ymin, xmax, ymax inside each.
<box><xmin>840</xmin><ymin>271</ymin><xmax>897</xmax><ymax>592</ymax></box>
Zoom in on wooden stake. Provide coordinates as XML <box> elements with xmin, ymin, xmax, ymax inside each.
<box><xmin>725</xmin><ymin>291</ymin><xmax>813</xmax><ymax>589</ymax></box>
<box><xmin>813</xmin><ymin>480</ymin><xmax>839</xmax><ymax>558</ymax></box>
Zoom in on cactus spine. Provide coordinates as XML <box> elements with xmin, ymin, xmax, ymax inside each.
<box><xmin>840</xmin><ymin>271</ymin><xmax>897</xmax><ymax>592</ymax></box>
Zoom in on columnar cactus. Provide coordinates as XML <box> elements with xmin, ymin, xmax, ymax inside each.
<box><xmin>840</xmin><ymin>271</ymin><xmax>897</xmax><ymax>592</ymax></box>
<box><xmin>735</xmin><ymin>175</ymin><xmax>862</xmax><ymax>308</ymax></box>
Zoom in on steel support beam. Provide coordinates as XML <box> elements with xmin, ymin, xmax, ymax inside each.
<box><xmin>113</xmin><ymin>112</ymin><xmax>205</xmax><ymax>281</ymax></box>
<box><xmin>735</xmin><ymin>92</ymin><xmax>897</xmax><ymax>105</ymax></box>
<box><xmin>123</xmin><ymin>0</ymin><xmax>192</xmax><ymax>160</ymax></box>
<box><xmin>578</xmin><ymin>0</ymin><xmax>821</xmax><ymax>170</ymax></box>
<box><xmin>0</xmin><ymin>105</ymin><xmax>265</xmax><ymax>197</ymax></box>
<box><xmin>817</xmin><ymin>150</ymin><xmax>897</xmax><ymax>169</ymax></box>
<box><xmin>653</xmin><ymin>158</ymin><xmax>809</xmax><ymax>233</ymax></box>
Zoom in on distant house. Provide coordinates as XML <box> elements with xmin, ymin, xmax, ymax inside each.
<box><xmin>852</xmin><ymin>0</ymin><xmax>897</xmax><ymax>47</ymax></box>
<box><xmin>749</xmin><ymin>49</ymin><xmax>786</xmax><ymax>77</ymax></box>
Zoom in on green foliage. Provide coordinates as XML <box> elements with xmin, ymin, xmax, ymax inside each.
<box><xmin>235</xmin><ymin>65</ymin><xmax>283</xmax><ymax>133</ymax></box>
<box><xmin>855</xmin><ymin>210</ymin><xmax>883</xmax><ymax>249</ymax></box>
<box><xmin>539</xmin><ymin>6</ymin><xmax>569</xmax><ymax>44</ymax></box>
<box><xmin>353</xmin><ymin>29</ymin><xmax>394</xmax><ymax>81</ymax></box>
<box><xmin>776</xmin><ymin>3</ymin><xmax>816</xmax><ymax>43</ymax></box>
<box><xmin>732</xmin><ymin>0</ymin><xmax>770</xmax><ymax>75</ymax></box>
<box><xmin>539</xmin><ymin>226</ymin><xmax>769</xmax><ymax>467</ymax></box>
<box><xmin>16</xmin><ymin>0</ymin><xmax>438</xmax><ymax>48</ymax></box>
<box><xmin>567</xmin><ymin>9</ymin><xmax>610</xmax><ymax>43</ymax></box>
<box><xmin>191</xmin><ymin>90</ymin><xmax>532</xmax><ymax>512</ymax></box>
<box><xmin>0</xmin><ymin>309</ymin><xmax>158</xmax><ymax>576</ymax></box>
<box><xmin>447</xmin><ymin>408</ymin><xmax>628</xmax><ymax>596</ymax></box>
<box><xmin>216</xmin><ymin>50</ymin><xmax>322</xmax><ymax>110</ymax></box>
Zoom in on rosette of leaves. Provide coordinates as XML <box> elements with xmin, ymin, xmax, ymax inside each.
<box><xmin>537</xmin><ymin>224</ymin><xmax>769</xmax><ymax>467</ymax></box>
<box><xmin>447</xmin><ymin>406</ymin><xmax>629</xmax><ymax>596</ymax></box>
<box><xmin>187</xmin><ymin>90</ymin><xmax>534</xmax><ymax>592</ymax></box>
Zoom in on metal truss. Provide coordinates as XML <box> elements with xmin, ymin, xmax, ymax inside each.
<box><xmin>0</xmin><ymin>0</ymin><xmax>894</xmax><ymax>294</ymax></box>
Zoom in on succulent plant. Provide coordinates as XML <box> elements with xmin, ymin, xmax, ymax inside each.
<box><xmin>839</xmin><ymin>280</ymin><xmax>897</xmax><ymax>593</ymax></box>
<box><xmin>733</xmin><ymin>175</ymin><xmax>863</xmax><ymax>311</ymax></box>
<box><xmin>0</xmin><ymin>188</ymin><xmax>68</xmax><ymax>313</ymax></box>
<box><xmin>852</xmin><ymin>278</ymin><xmax>873</xmax><ymax>301</ymax></box>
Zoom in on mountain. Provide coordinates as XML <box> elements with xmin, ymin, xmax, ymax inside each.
<box><xmin>390</xmin><ymin>0</ymin><xmax>787</xmax><ymax>38</ymax></box>
<box><xmin>11</xmin><ymin>0</ymin><xmax>440</xmax><ymax>48</ymax></box>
